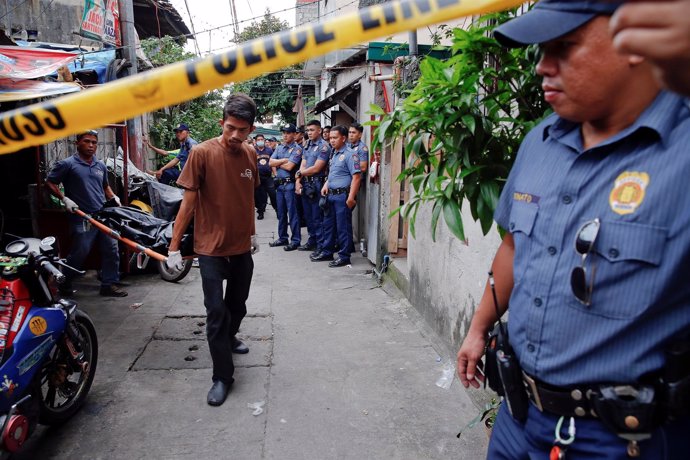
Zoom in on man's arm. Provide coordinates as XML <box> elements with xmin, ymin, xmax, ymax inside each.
<box><xmin>456</xmin><ymin>233</ymin><xmax>514</xmax><ymax>389</ymax></box>
<box><xmin>301</xmin><ymin>159</ymin><xmax>327</xmax><ymax>177</ymax></box>
<box><xmin>269</xmin><ymin>158</ymin><xmax>289</xmax><ymax>168</ymax></box>
<box><xmin>45</xmin><ymin>181</ymin><xmax>64</xmax><ymax>200</ymax></box>
<box><xmin>346</xmin><ymin>173</ymin><xmax>361</xmax><ymax>209</ymax></box>
<box><xmin>168</xmin><ymin>190</ymin><xmax>197</xmax><ymax>252</ymax></box>
<box><xmin>146</xmin><ymin>139</ymin><xmax>172</xmax><ymax>157</ymax></box>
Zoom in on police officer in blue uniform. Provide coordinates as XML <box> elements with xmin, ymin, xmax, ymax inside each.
<box><xmin>456</xmin><ymin>2</ymin><xmax>690</xmax><ymax>458</ymax></box>
<box><xmin>348</xmin><ymin>122</ymin><xmax>369</xmax><ymax>173</ymax></box>
<box><xmin>152</xmin><ymin>123</ymin><xmax>198</xmax><ymax>186</ymax></box>
<box><xmin>269</xmin><ymin>124</ymin><xmax>302</xmax><ymax>250</ymax></box>
<box><xmin>295</xmin><ymin>120</ymin><xmax>330</xmax><ymax>255</ymax></box>
<box><xmin>312</xmin><ymin>125</ymin><xmax>362</xmax><ymax>267</ymax></box>
<box><xmin>253</xmin><ymin>134</ymin><xmax>276</xmax><ymax>220</ymax></box>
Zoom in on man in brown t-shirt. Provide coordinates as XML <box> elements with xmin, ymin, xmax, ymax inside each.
<box><xmin>167</xmin><ymin>93</ymin><xmax>259</xmax><ymax>406</ymax></box>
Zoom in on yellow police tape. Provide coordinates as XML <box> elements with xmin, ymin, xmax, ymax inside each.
<box><xmin>0</xmin><ymin>0</ymin><xmax>524</xmax><ymax>155</ymax></box>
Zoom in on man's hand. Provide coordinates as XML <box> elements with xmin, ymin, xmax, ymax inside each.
<box><xmin>62</xmin><ymin>197</ymin><xmax>79</xmax><ymax>213</ymax></box>
<box><xmin>346</xmin><ymin>197</ymin><xmax>356</xmax><ymax>209</ymax></box>
<box><xmin>154</xmin><ymin>170</ymin><xmax>163</xmax><ymax>179</ymax></box>
<box><xmin>295</xmin><ymin>183</ymin><xmax>302</xmax><ymax>195</ymax></box>
<box><xmin>321</xmin><ymin>184</ymin><xmax>328</xmax><ymax>196</ymax></box>
<box><xmin>251</xmin><ymin>235</ymin><xmax>260</xmax><ymax>255</ymax></box>
<box><xmin>112</xmin><ymin>195</ymin><xmax>121</xmax><ymax>206</ymax></box>
<box><xmin>610</xmin><ymin>1</ymin><xmax>690</xmax><ymax>96</ymax></box>
<box><xmin>166</xmin><ymin>250</ymin><xmax>185</xmax><ymax>271</ymax></box>
<box><xmin>457</xmin><ymin>329</ymin><xmax>487</xmax><ymax>389</ymax></box>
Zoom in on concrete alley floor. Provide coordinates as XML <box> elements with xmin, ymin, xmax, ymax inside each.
<box><xmin>17</xmin><ymin>211</ymin><xmax>489</xmax><ymax>460</ymax></box>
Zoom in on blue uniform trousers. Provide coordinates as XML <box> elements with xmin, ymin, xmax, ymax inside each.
<box><xmin>198</xmin><ymin>253</ymin><xmax>253</xmax><ymax>385</ymax></box>
<box><xmin>489</xmin><ymin>402</ymin><xmax>690</xmax><ymax>459</ymax></box>
<box><xmin>66</xmin><ymin>219</ymin><xmax>120</xmax><ymax>287</ymax></box>
<box><xmin>301</xmin><ymin>181</ymin><xmax>325</xmax><ymax>249</ymax></box>
<box><xmin>322</xmin><ymin>193</ymin><xmax>353</xmax><ymax>261</ymax></box>
<box><xmin>160</xmin><ymin>167</ymin><xmax>181</xmax><ymax>187</ymax></box>
<box><xmin>255</xmin><ymin>174</ymin><xmax>276</xmax><ymax>213</ymax></box>
<box><xmin>276</xmin><ymin>182</ymin><xmax>301</xmax><ymax>245</ymax></box>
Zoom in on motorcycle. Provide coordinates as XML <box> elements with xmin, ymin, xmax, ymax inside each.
<box><xmin>0</xmin><ymin>236</ymin><xmax>97</xmax><ymax>457</ymax></box>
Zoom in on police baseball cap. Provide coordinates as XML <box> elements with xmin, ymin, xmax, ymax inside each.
<box><xmin>173</xmin><ymin>123</ymin><xmax>190</xmax><ymax>132</ymax></box>
<box><xmin>281</xmin><ymin>123</ymin><xmax>297</xmax><ymax>133</ymax></box>
<box><xmin>493</xmin><ymin>0</ymin><xmax>624</xmax><ymax>48</ymax></box>
<box><xmin>268</xmin><ymin>136</ymin><xmax>277</xmax><ymax>142</ymax></box>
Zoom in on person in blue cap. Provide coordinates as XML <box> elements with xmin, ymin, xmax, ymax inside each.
<box><xmin>456</xmin><ymin>2</ymin><xmax>690</xmax><ymax>458</ymax></box>
<box><xmin>268</xmin><ymin>123</ymin><xmax>302</xmax><ymax>250</ymax></box>
<box><xmin>150</xmin><ymin>123</ymin><xmax>198</xmax><ymax>186</ymax></box>
<box><xmin>312</xmin><ymin>125</ymin><xmax>361</xmax><ymax>267</ymax></box>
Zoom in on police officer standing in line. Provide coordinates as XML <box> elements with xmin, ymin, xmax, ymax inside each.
<box><xmin>348</xmin><ymin>123</ymin><xmax>369</xmax><ymax>173</ymax></box>
<box><xmin>295</xmin><ymin>120</ymin><xmax>330</xmax><ymax>255</ymax></box>
<box><xmin>456</xmin><ymin>2</ymin><xmax>690</xmax><ymax>457</ymax></box>
<box><xmin>312</xmin><ymin>125</ymin><xmax>361</xmax><ymax>267</ymax></box>
<box><xmin>266</xmin><ymin>136</ymin><xmax>279</xmax><ymax>151</ymax></box>
<box><xmin>268</xmin><ymin>124</ymin><xmax>302</xmax><ymax>250</ymax></box>
<box><xmin>322</xmin><ymin>126</ymin><xmax>331</xmax><ymax>143</ymax></box>
<box><xmin>253</xmin><ymin>134</ymin><xmax>276</xmax><ymax>220</ymax></box>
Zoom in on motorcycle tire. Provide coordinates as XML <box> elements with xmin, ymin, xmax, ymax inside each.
<box><xmin>37</xmin><ymin>310</ymin><xmax>98</xmax><ymax>425</ymax></box>
<box><xmin>157</xmin><ymin>258</ymin><xmax>193</xmax><ymax>283</ymax></box>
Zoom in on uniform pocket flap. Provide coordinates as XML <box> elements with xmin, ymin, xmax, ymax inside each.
<box><xmin>508</xmin><ymin>202</ymin><xmax>538</xmax><ymax>236</ymax></box>
<box><xmin>596</xmin><ymin>221</ymin><xmax>667</xmax><ymax>265</ymax></box>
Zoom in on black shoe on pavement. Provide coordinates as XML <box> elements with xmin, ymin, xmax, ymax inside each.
<box><xmin>328</xmin><ymin>258</ymin><xmax>350</xmax><ymax>268</ymax></box>
<box><xmin>207</xmin><ymin>380</ymin><xmax>231</xmax><ymax>406</ymax></box>
<box><xmin>283</xmin><ymin>243</ymin><xmax>300</xmax><ymax>251</ymax></box>
<box><xmin>232</xmin><ymin>337</ymin><xmax>249</xmax><ymax>354</ymax></box>
<box><xmin>297</xmin><ymin>243</ymin><xmax>316</xmax><ymax>251</ymax></box>
<box><xmin>269</xmin><ymin>239</ymin><xmax>288</xmax><ymax>247</ymax></box>
<box><xmin>310</xmin><ymin>250</ymin><xmax>321</xmax><ymax>259</ymax></box>
<box><xmin>99</xmin><ymin>285</ymin><xmax>128</xmax><ymax>297</ymax></box>
<box><xmin>311</xmin><ymin>253</ymin><xmax>334</xmax><ymax>262</ymax></box>
<box><xmin>257</xmin><ymin>212</ymin><xmax>264</xmax><ymax>220</ymax></box>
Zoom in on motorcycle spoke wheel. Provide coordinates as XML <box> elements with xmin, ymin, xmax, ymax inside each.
<box><xmin>37</xmin><ymin>311</ymin><xmax>98</xmax><ymax>425</ymax></box>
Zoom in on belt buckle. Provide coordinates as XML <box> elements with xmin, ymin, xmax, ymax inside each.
<box><xmin>522</xmin><ymin>372</ymin><xmax>544</xmax><ymax>412</ymax></box>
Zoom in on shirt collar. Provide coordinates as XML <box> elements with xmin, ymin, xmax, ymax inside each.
<box><xmin>543</xmin><ymin>91</ymin><xmax>685</xmax><ymax>152</ymax></box>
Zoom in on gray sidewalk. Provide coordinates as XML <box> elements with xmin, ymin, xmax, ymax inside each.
<box><xmin>18</xmin><ymin>212</ymin><xmax>488</xmax><ymax>459</ymax></box>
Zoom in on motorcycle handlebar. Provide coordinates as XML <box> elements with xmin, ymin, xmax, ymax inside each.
<box><xmin>32</xmin><ymin>254</ymin><xmax>66</xmax><ymax>284</ymax></box>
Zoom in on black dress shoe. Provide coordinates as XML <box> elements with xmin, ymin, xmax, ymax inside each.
<box><xmin>269</xmin><ymin>239</ymin><xmax>288</xmax><ymax>247</ymax></box>
<box><xmin>232</xmin><ymin>337</ymin><xmax>249</xmax><ymax>354</ymax></box>
<box><xmin>311</xmin><ymin>253</ymin><xmax>334</xmax><ymax>262</ymax></box>
<box><xmin>328</xmin><ymin>258</ymin><xmax>350</xmax><ymax>268</ymax></box>
<box><xmin>283</xmin><ymin>243</ymin><xmax>300</xmax><ymax>251</ymax></box>
<box><xmin>297</xmin><ymin>243</ymin><xmax>316</xmax><ymax>251</ymax></box>
<box><xmin>257</xmin><ymin>212</ymin><xmax>264</xmax><ymax>220</ymax></box>
<box><xmin>207</xmin><ymin>380</ymin><xmax>231</xmax><ymax>406</ymax></box>
<box><xmin>309</xmin><ymin>250</ymin><xmax>321</xmax><ymax>259</ymax></box>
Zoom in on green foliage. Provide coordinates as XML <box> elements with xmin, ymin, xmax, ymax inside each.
<box><xmin>370</xmin><ymin>10</ymin><xmax>549</xmax><ymax>242</ymax></box>
<box><xmin>230</xmin><ymin>9</ymin><xmax>300</xmax><ymax>123</ymax></box>
<box><xmin>141</xmin><ymin>36</ymin><xmax>225</xmax><ymax>147</ymax></box>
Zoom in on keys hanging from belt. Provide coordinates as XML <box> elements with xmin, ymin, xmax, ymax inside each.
<box><xmin>550</xmin><ymin>416</ymin><xmax>576</xmax><ymax>460</ymax></box>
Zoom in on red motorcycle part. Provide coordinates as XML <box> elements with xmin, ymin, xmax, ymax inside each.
<box><xmin>0</xmin><ymin>280</ymin><xmax>31</xmax><ymax>354</ymax></box>
<box><xmin>2</xmin><ymin>414</ymin><xmax>29</xmax><ymax>452</ymax></box>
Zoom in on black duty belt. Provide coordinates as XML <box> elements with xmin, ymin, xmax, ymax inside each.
<box><xmin>275</xmin><ymin>177</ymin><xmax>294</xmax><ymax>186</ymax></box>
<box><xmin>523</xmin><ymin>373</ymin><xmax>600</xmax><ymax>418</ymax></box>
<box><xmin>303</xmin><ymin>176</ymin><xmax>324</xmax><ymax>183</ymax></box>
<box><xmin>329</xmin><ymin>187</ymin><xmax>350</xmax><ymax>195</ymax></box>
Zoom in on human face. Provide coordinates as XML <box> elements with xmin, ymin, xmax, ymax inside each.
<box><xmin>282</xmin><ymin>131</ymin><xmax>294</xmax><ymax>144</ymax></box>
<box><xmin>322</xmin><ymin>129</ymin><xmax>330</xmax><ymax>141</ymax></box>
<box><xmin>306</xmin><ymin>124</ymin><xmax>321</xmax><ymax>141</ymax></box>
<box><xmin>175</xmin><ymin>129</ymin><xmax>189</xmax><ymax>143</ymax></box>
<box><xmin>76</xmin><ymin>134</ymin><xmax>98</xmax><ymax>158</ymax></box>
<box><xmin>219</xmin><ymin>115</ymin><xmax>254</xmax><ymax>151</ymax></box>
<box><xmin>536</xmin><ymin>16</ymin><xmax>638</xmax><ymax>124</ymax></box>
<box><xmin>348</xmin><ymin>127</ymin><xmax>362</xmax><ymax>145</ymax></box>
<box><xmin>329</xmin><ymin>131</ymin><xmax>346</xmax><ymax>150</ymax></box>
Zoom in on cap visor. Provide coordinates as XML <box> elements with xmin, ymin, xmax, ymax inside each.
<box><xmin>494</xmin><ymin>9</ymin><xmax>595</xmax><ymax>47</ymax></box>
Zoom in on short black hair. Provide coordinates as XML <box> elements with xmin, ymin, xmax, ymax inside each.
<box><xmin>324</xmin><ymin>125</ymin><xmax>331</xmax><ymax>130</ymax></box>
<box><xmin>331</xmin><ymin>125</ymin><xmax>348</xmax><ymax>137</ymax></box>
<box><xmin>254</xmin><ymin>134</ymin><xmax>265</xmax><ymax>140</ymax></box>
<box><xmin>350</xmin><ymin>123</ymin><xmax>363</xmax><ymax>133</ymax></box>
<box><xmin>76</xmin><ymin>129</ymin><xmax>98</xmax><ymax>140</ymax></box>
<box><xmin>306</xmin><ymin>119</ymin><xmax>321</xmax><ymax>128</ymax></box>
<box><xmin>224</xmin><ymin>93</ymin><xmax>257</xmax><ymax>125</ymax></box>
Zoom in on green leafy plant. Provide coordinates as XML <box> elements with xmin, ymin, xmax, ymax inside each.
<box><xmin>370</xmin><ymin>9</ymin><xmax>549</xmax><ymax>242</ymax></box>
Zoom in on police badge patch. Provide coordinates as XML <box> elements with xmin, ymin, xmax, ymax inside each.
<box><xmin>609</xmin><ymin>171</ymin><xmax>649</xmax><ymax>215</ymax></box>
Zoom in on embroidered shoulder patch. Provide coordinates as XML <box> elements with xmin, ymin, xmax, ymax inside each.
<box><xmin>609</xmin><ymin>171</ymin><xmax>649</xmax><ymax>215</ymax></box>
